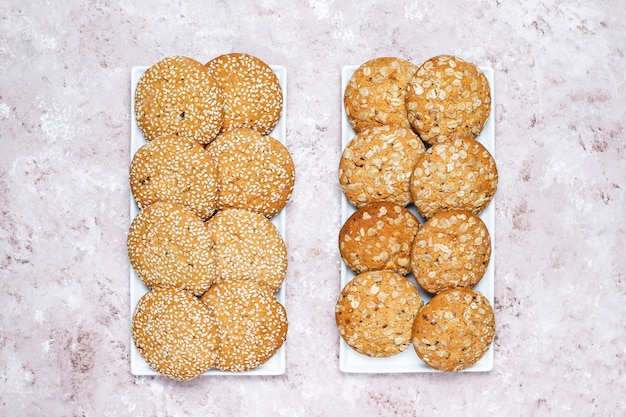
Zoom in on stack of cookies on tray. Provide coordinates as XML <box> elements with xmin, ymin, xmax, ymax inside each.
<box><xmin>128</xmin><ymin>53</ymin><xmax>293</xmax><ymax>380</ymax></box>
<box><xmin>336</xmin><ymin>55</ymin><xmax>497</xmax><ymax>372</ymax></box>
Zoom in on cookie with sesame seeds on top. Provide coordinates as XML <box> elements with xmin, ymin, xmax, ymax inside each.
<box><xmin>339</xmin><ymin>202</ymin><xmax>420</xmax><ymax>276</ymax></box>
<box><xmin>206</xmin><ymin>127</ymin><xmax>295</xmax><ymax>218</ymax></box>
<box><xmin>207</xmin><ymin>208</ymin><xmax>287</xmax><ymax>292</ymax></box>
<box><xmin>344</xmin><ymin>57</ymin><xmax>419</xmax><ymax>133</ymax></box>
<box><xmin>412</xmin><ymin>287</ymin><xmax>495</xmax><ymax>371</ymax></box>
<box><xmin>411</xmin><ymin>210</ymin><xmax>491</xmax><ymax>295</ymax></box>
<box><xmin>409</xmin><ymin>136</ymin><xmax>497</xmax><ymax>219</ymax></box>
<box><xmin>405</xmin><ymin>54</ymin><xmax>491</xmax><ymax>146</ymax></box>
<box><xmin>127</xmin><ymin>201</ymin><xmax>216</xmax><ymax>296</ymax></box>
<box><xmin>206</xmin><ymin>53</ymin><xmax>283</xmax><ymax>135</ymax></box>
<box><xmin>335</xmin><ymin>270</ymin><xmax>423</xmax><ymax>358</ymax></box>
<box><xmin>200</xmin><ymin>279</ymin><xmax>288</xmax><ymax>372</ymax></box>
<box><xmin>339</xmin><ymin>124</ymin><xmax>426</xmax><ymax>208</ymax></box>
<box><xmin>129</xmin><ymin>134</ymin><xmax>219</xmax><ymax>221</ymax></box>
<box><xmin>134</xmin><ymin>56</ymin><xmax>224</xmax><ymax>145</ymax></box>
<box><xmin>131</xmin><ymin>287</ymin><xmax>220</xmax><ymax>380</ymax></box>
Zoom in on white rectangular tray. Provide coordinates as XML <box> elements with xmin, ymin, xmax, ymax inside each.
<box><xmin>129</xmin><ymin>64</ymin><xmax>288</xmax><ymax>376</ymax></box>
<box><xmin>339</xmin><ymin>64</ymin><xmax>495</xmax><ymax>373</ymax></box>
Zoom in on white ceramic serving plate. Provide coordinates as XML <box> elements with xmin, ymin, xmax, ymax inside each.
<box><xmin>129</xmin><ymin>64</ymin><xmax>288</xmax><ymax>376</ymax></box>
<box><xmin>339</xmin><ymin>64</ymin><xmax>496</xmax><ymax>373</ymax></box>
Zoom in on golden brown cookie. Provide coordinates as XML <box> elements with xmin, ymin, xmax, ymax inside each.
<box><xmin>200</xmin><ymin>280</ymin><xmax>288</xmax><ymax>372</ymax></box>
<box><xmin>129</xmin><ymin>134</ymin><xmax>219</xmax><ymax>220</ymax></box>
<box><xmin>127</xmin><ymin>201</ymin><xmax>216</xmax><ymax>296</ymax></box>
<box><xmin>206</xmin><ymin>53</ymin><xmax>283</xmax><ymax>135</ymax></box>
<box><xmin>134</xmin><ymin>56</ymin><xmax>224</xmax><ymax>145</ymax></box>
<box><xmin>344</xmin><ymin>57</ymin><xmax>419</xmax><ymax>132</ymax></box>
<box><xmin>339</xmin><ymin>125</ymin><xmax>426</xmax><ymax>208</ymax></box>
<box><xmin>405</xmin><ymin>54</ymin><xmax>491</xmax><ymax>146</ymax></box>
<box><xmin>131</xmin><ymin>287</ymin><xmax>220</xmax><ymax>380</ymax></box>
<box><xmin>206</xmin><ymin>127</ymin><xmax>295</xmax><ymax>218</ymax></box>
<box><xmin>411</xmin><ymin>210</ymin><xmax>491</xmax><ymax>294</ymax></box>
<box><xmin>207</xmin><ymin>208</ymin><xmax>287</xmax><ymax>292</ymax></box>
<box><xmin>409</xmin><ymin>136</ymin><xmax>497</xmax><ymax>218</ymax></box>
<box><xmin>335</xmin><ymin>270</ymin><xmax>423</xmax><ymax>358</ymax></box>
<box><xmin>339</xmin><ymin>202</ymin><xmax>420</xmax><ymax>275</ymax></box>
<box><xmin>412</xmin><ymin>287</ymin><xmax>495</xmax><ymax>371</ymax></box>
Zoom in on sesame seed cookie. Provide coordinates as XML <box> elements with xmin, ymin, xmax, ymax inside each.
<box><xmin>207</xmin><ymin>208</ymin><xmax>287</xmax><ymax>292</ymax></box>
<box><xmin>129</xmin><ymin>134</ymin><xmax>219</xmax><ymax>221</ymax></box>
<box><xmin>412</xmin><ymin>287</ymin><xmax>495</xmax><ymax>372</ymax></box>
<box><xmin>344</xmin><ymin>57</ymin><xmax>419</xmax><ymax>132</ymax></box>
<box><xmin>409</xmin><ymin>136</ymin><xmax>497</xmax><ymax>218</ymax></box>
<box><xmin>339</xmin><ymin>202</ymin><xmax>420</xmax><ymax>275</ymax></box>
<box><xmin>206</xmin><ymin>53</ymin><xmax>283</xmax><ymax>135</ymax></box>
<box><xmin>127</xmin><ymin>201</ymin><xmax>216</xmax><ymax>296</ymax></box>
<box><xmin>200</xmin><ymin>280</ymin><xmax>288</xmax><ymax>372</ymax></box>
<box><xmin>206</xmin><ymin>127</ymin><xmax>295</xmax><ymax>218</ymax></box>
<box><xmin>411</xmin><ymin>210</ymin><xmax>491</xmax><ymax>294</ymax></box>
<box><xmin>335</xmin><ymin>270</ymin><xmax>423</xmax><ymax>358</ymax></box>
<box><xmin>131</xmin><ymin>287</ymin><xmax>220</xmax><ymax>380</ymax></box>
<box><xmin>339</xmin><ymin>125</ymin><xmax>426</xmax><ymax>208</ymax></box>
<box><xmin>134</xmin><ymin>56</ymin><xmax>224</xmax><ymax>145</ymax></box>
<box><xmin>405</xmin><ymin>54</ymin><xmax>491</xmax><ymax>145</ymax></box>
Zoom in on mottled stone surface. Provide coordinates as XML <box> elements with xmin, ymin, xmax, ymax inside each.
<box><xmin>0</xmin><ymin>0</ymin><xmax>624</xmax><ymax>415</ymax></box>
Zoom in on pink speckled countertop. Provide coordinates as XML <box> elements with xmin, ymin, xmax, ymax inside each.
<box><xmin>1</xmin><ymin>0</ymin><xmax>624</xmax><ymax>416</ymax></box>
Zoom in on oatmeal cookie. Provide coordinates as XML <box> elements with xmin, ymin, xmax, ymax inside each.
<box><xmin>134</xmin><ymin>56</ymin><xmax>224</xmax><ymax>145</ymax></box>
<box><xmin>127</xmin><ymin>201</ymin><xmax>216</xmax><ymax>296</ymax></box>
<box><xmin>335</xmin><ymin>270</ymin><xmax>423</xmax><ymax>358</ymax></box>
<box><xmin>409</xmin><ymin>136</ymin><xmax>497</xmax><ymax>218</ymax></box>
<box><xmin>129</xmin><ymin>134</ymin><xmax>219</xmax><ymax>220</ymax></box>
<box><xmin>405</xmin><ymin>54</ymin><xmax>491</xmax><ymax>145</ymax></box>
<box><xmin>131</xmin><ymin>287</ymin><xmax>220</xmax><ymax>380</ymax></box>
<box><xmin>200</xmin><ymin>280</ymin><xmax>288</xmax><ymax>372</ymax></box>
<box><xmin>206</xmin><ymin>53</ymin><xmax>283</xmax><ymax>135</ymax></box>
<box><xmin>412</xmin><ymin>287</ymin><xmax>495</xmax><ymax>371</ymax></box>
<box><xmin>411</xmin><ymin>210</ymin><xmax>491</xmax><ymax>294</ymax></box>
<box><xmin>339</xmin><ymin>125</ymin><xmax>425</xmax><ymax>208</ymax></box>
<box><xmin>206</xmin><ymin>127</ymin><xmax>295</xmax><ymax>218</ymax></box>
<box><xmin>207</xmin><ymin>208</ymin><xmax>287</xmax><ymax>292</ymax></box>
<box><xmin>339</xmin><ymin>202</ymin><xmax>420</xmax><ymax>275</ymax></box>
<box><xmin>344</xmin><ymin>57</ymin><xmax>418</xmax><ymax>132</ymax></box>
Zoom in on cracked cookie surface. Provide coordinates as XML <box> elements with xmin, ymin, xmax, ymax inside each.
<box><xmin>411</xmin><ymin>210</ymin><xmax>491</xmax><ymax>294</ymax></box>
<box><xmin>412</xmin><ymin>287</ymin><xmax>495</xmax><ymax>371</ymax></box>
<box><xmin>409</xmin><ymin>136</ymin><xmax>497</xmax><ymax>218</ymax></box>
<box><xmin>336</xmin><ymin>270</ymin><xmax>423</xmax><ymax>358</ymax></box>
<box><xmin>339</xmin><ymin>125</ymin><xmax>425</xmax><ymax>208</ymax></box>
<box><xmin>344</xmin><ymin>57</ymin><xmax>418</xmax><ymax>133</ymax></box>
<box><xmin>339</xmin><ymin>202</ymin><xmax>420</xmax><ymax>276</ymax></box>
<box><xmin>406</xmin><ymin>54</ymin><xmax>491</xmax><ymax>146</ymax></box>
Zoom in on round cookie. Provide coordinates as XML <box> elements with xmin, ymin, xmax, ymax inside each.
<box><xmin>127</xmin><ymin>201</ymin><xmax>216</xmax><ymax>296</ymax></box>
<box><xmin>129</xmin><ymin>134</ymin><xmax>219</xmax><ymax>220</ymax></box>
<box><xmin>344</xmin><ymin>57</ymin><xmax>419</xmax><ymax>132</ymax></box>
<box><xmin>412</xmin><ymin>287</ymin><xmax>495</xmax><ymax>372</ymax></box>
<box><xmin>206</xmin><ymin>53</ymin><xmax>283</xmax><ymax>135</ymax></box>
<box><xmin>339</xmin><ymin>202</ymin><xmax>420</xmax><ymax>275</ymax></box>
<box><xmin>405</xmin><ymin>54</ymin><xmax>491</xmax><ymax>146</ymax></box>
<box><xmin>200</xmin><ymin>280</ymin><xmax>288</xmax><ymax>372</ymax></box>
<box><xmin>134</xmin><ymin>56</ymin><xmax>224</xmax><ymax>145</ymax></box>
<box><xmin>339</xmin><ymin>125</ymin><xmax>426</xmax><ymax>208</ymax></box>
<box><xmin>335</xmin><ymin>270</ymin><xmax>423</xmax><ymax>358</ymax></box>
<box><xmin>207</xmin><ymin>208</ymin><xmax>287</xmax><ymax>292</ymax></box>
<box><xmin>411</xmin><ymin>210</ymin><xmax>491</xmax><ymax>294</ymax></box>
<box><xmin>409</xmin><ymin>136</ymin><xmax>498</xmax><ymax>218</ymax></box>
<box><xmin>206</xmin><ymin>128</ymin><xmax>295</xmax><ymax>218</ymax></box>
<box><xmin>131</xmin><ymin>287</ymin><xmax>220</xmax><ymax>380</ymax></box>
